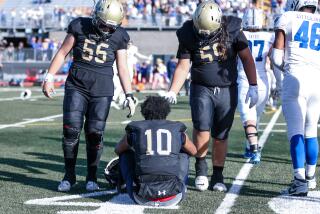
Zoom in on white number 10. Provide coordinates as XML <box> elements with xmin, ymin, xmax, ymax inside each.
<box><xmin>144</xmin><ymin>129</ymin><xmax>172</xmax><ymax>155</ymax></box>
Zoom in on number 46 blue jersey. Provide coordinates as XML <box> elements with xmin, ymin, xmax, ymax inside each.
<box><xmin>275</xmin><ymin>11</ymin><xmax>320</xmax><ymax>71</ymax></box>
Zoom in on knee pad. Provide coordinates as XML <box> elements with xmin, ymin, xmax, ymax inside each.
<box><xmin>244</xmin><ymin>124</ymin><xmax>258</xmax><ymax>139</ymax></box>
<box><xmin>62</xmin><ymin>126</ymin><xmax>80</xmax><ymax>158</ymax></box>
<box><xmin>86</xmin><ymin>131</ymin><xmax>104</xmax><ymax>150</ymax></box>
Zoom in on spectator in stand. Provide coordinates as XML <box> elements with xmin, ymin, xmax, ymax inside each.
<box><xmin>166</xmin><ymin>56</ymin><xmax>177</xmax><ymax>82</ymax></box>
<box><xmin>152</xmin><ymin>58</ymin><xmax>167</xmax><ymax>89</ymax></box>
<box><xmin>0</xmin><ymin>44</ymin><xmax>3</xmax><ymax>80</ymax></box>
<box><xmin>17</xmin><ymin>42</ymin><xmax>25</xmax><ymax>61</ymax></box>
<box><xmin>6</xmin><ymin>42</ymin><xmax>15</xmax><ymax>62</ymax></box>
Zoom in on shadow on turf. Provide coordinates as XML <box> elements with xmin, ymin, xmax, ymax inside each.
<box><xmin>0</xmin><ymin>153</ymin><xmax>109</xmax><ymax>195</ymax></box>
<box><xmin>39</xmin><ymin>136</ymin><xmax>119</xmax><ymax>150</ymax></box>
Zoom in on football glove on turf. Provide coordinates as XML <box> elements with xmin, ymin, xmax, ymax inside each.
<box><xmin>123</xmin><ymin>93</ymin><xmax>137</xmax><ymax>118</ymax></box>
<box><xmin>245</xmin><ymin>85</ymin><xmax>258</xmax><ymax>108</ymax></box>
<box><xmin>164</xmin><ymin>91</ymin><xmax>177</xmax><ymax>104</ymax></box>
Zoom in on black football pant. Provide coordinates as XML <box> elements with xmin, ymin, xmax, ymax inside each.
<box><xmin>62</xmin><ymin>89</ymin><xmax>112</xmax><ymax>183</ymax></box>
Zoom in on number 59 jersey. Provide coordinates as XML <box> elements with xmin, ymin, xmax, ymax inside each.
<box><xmin>275</xmin><ymin>11</ymin><xmax>320</xmax><ymax>72</ymax></box>
<box><xmin>237</xmin><ymin>31</ymin><xmax>273</xmax><ymax>83</ymax></box>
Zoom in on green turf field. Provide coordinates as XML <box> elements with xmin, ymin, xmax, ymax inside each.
<box><xmin>0</xmin><ymin>88</ymin><xmax>319</xmax><ymax>214</ymax></box>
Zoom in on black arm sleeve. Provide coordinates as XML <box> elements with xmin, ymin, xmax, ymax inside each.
<box><xmin>233</xmin><ymin>31</ymin><xmax>249</xmax><ymax>52</ymax></box>
<box><xmin>67</xmin><ymin>18</ymin><xmax>79</xmax><ymax>36</ymax></box>
<box><xmin>117</xmin><ymin>29</ymin><xmax>130</xmax><ymax>50</ymax></box>
<box><xmin>178</xmin><ymin>122</ymin><xmax>187</xmax><ymax>145</ymax></box>
<box><xmin>176</xmin><ymin>43</ymin><xmax>191</xmax><ymax>59</ymax></box>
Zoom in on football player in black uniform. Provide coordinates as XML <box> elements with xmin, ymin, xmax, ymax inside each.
<box><xmin>165</xmin><ymin>1</ymin><xmax>258</xmax><ymax>192</ymax></box>
<box><xmin>42</xmin><ymin>0</ymin><xmax>136</xmax><ymax>192</ymax></box>
<box><xmin>114</xmin><ymin>96</ymin><xmax>197</xmax><ymax>206</ymax></box>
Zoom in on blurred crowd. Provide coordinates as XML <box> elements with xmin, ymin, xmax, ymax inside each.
<box><xmin>0</xmin><ymin>37</ymin><xmax>61</xmax><ymax>62</ymax></box>
<box><xmin>0</xmin><ymin>0</ymin><xmax>289</xmax><ymax>29</ymax></box>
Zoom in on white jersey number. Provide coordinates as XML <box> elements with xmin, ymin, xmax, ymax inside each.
<box><xmin>145</xmin><ymin>129</ymin><xmax>172</xmax><ymax>156</ymax></box>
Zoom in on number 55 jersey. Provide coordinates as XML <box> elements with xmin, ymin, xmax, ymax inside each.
<box><xmin>275</xmin><ymin>11</ymin><xmax>320</xmax><ymax>72</ymax></box>
<box><xmin>65</xmin><ymin>17</ymin><xmax>130</xmax><ymax>97</ymax></box>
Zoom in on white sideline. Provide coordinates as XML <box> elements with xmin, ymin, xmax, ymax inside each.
<box><xmin>0</xmin><ymin>114</ymin><xmax>63</xmax><ymax>130</ymax></box>
<box><xmin>215</xmin><ymin>107</ymin><xmax>282</xmax><ymax>214</ymax></box>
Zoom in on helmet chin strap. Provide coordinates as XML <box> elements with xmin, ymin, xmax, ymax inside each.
<box><xmin>195</xmin><ymin>27</ymin><xmax>223</xmax><ymax>47</ymax></box>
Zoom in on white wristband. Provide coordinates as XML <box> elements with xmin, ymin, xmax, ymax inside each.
<box><xmin>44</xmin><ymin>73</ymin><xmax>54</xmax><ymax>83</ymax></box>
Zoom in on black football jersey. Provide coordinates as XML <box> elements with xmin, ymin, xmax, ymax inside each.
<box><xmin>67</xmin><ymin>17</ymin><xmax>129</xmax><ymax>74</ymax></box>
<box><xmin>125</xmin><ymin>120</ymin><xmax>187</xmax><ymax>177</ymax></box>
<box><xmin>65</xmin><ymin>17</ymin><xmax>129</xmax><ymax>97</ymax></box>
<box><xmin>176</xmin><ymin>16</ymin><xmax>248</xmax><ymax>87</ymax></box>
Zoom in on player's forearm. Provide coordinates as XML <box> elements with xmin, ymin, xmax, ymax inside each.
<box><xmin>169</xmin><ymin>60</ymin><xmax>190</xmax><ymax>94</ymax></box>
<box><xmin>48</xmin><ymin>51</ymin><xmax>67</xmax><ymax>75</ymax></box>
<box><xmin>118</xmin><ymin>66</ymin><xmax>133</xmax><ymax>94</ymax></box>
<box><xmin>239</xmin><ymin>48</ymin><xmax>257</xmax><ymax>85</ymax></box>
<box><xmin>182</xmin><ymin>134</ymin><xmax>197</xmax><ymax>156</ymax></box>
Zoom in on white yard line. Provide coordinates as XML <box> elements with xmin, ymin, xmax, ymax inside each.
<box><xmin>0</xmin><ymin>114</ymin><xmax>63</xmax><ymax>130</ymax></box>
<box><xmin>215</xmin><ymin>107</ymin><xmax>282</xmax><ymax>214</ymax></box>
<box><xmin>0</xmin><ymin>93</ymin><xmax>64</xmax><ymax>102</ymax></box>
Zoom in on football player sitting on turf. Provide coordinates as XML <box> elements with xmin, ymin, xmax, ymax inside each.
<box><xmin>113</xmin><ymin>96</ymin><xmax>197</xmax><ymax>206</ymax></box>
<box><xmin>272</xmin><ymin>0</ymin><xmax>320</xmax><ymax>196</ymax></box>
<box><xmin>237</xmin><ymin>5</ymin><xmax>274</xmax><ymax>164</ymax></box>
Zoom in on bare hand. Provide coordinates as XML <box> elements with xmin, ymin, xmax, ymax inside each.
<box><xmin>42</xmin><ymin>81</ymin><xmax>56</xmax><ymax>99</ymax></box>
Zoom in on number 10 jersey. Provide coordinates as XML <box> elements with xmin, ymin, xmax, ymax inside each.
<box><xmin>275</xmin><ymin>11</ymin><xmax>320</xmax><ymax>72</ymax></box>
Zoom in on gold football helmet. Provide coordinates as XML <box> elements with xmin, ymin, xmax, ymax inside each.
<box><xmin>92</xmin><ymin>0</ymin><xmax>124</xmax><ymax>35</ymax></box>
<box><xmin>193</xmin><ymin>1</ymin><xmax>222</xmax><ymax>37</ymax></box>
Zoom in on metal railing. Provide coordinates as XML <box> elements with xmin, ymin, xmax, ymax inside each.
<box><xmin>1</xmin><ymin>48</ymin><xmax>57</xmax><ymax>62</ymax></box>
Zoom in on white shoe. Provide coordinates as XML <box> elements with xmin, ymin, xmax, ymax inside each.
<box><xmin>307</xmin><ymin>176</ymin><xmax>317</xmax><ymax>190</ymax></box>
<box><xmin>86</xmin><ymin>181</ymin><xmax>100</xmax><ymax>191</ymax></box>
<box><xmin>58</xmin><ymin>180</ymin><xmax>72</xmax><ymax>192</ymax></box>
<box><xmin>212</xmin><ymin>183</ymin><xmax>227</xmax><ymax>192</ymax></box>
<box><xmin>111</xmin><ymin>101</ymin><xmax>120</xmax><ymax>110</ymax></box>
<box><xmin>195</xmin><ymin>176</ymin><xmax>209</xmax><ymax>191</ymax></box>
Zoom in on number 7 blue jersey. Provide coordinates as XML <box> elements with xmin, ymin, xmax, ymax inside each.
<box><xmin>275</xmin><ymin>11</ymin><xmax>320</xmax><ymax>71</ymax></box>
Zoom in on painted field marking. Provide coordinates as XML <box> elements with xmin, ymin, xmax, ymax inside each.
<box><xmin>268</xmin><ymin>191</ymin><xmax>320</xmax><ymax>214</ymax></box>
<box><xmin>25</xmin><ymin>191</ymin><xmax>178</xmax><ymax>214</ymax></box>
<box><xmin>215</xmin><ymin>107</ymin><xmax>282</xmax><ymax>214</ymax></box>
<box><xmin>0</xmin><ymin>93</ymin><xmax>64</xmax><ymax>102</ymax></box>
<box><xmin>0</xmin><ymin>88</ymin><xmax>65</xmax><ymax>92</ymax></box>
<box><xmin>0</xmin><ymin>114</ymin><xmax>63</xmax><ymax>130</ymax></box>
<box><xmin>260</xmin><ymin>122</ymin><xmax>286</xmax><ymax>126</ymax></box>
<box><xmin>258</xmin><ymin>129</ymin><xmax>286</xmax><ymax>133</ymax></box>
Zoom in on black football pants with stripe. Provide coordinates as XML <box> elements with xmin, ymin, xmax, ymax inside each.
<box><xmin>62</xmin><ymin>89</ymin><xmax>112</xmax><ymax>183</ymax></box>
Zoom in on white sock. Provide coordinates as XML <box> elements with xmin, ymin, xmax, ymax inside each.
<box><xmin>306</xmin><ymin>164</ymin><xmax>316</xmax><ymax>178</ymax></box>
<box><xmin>294</xmin><ymin>168</ymin><xmax>305</xmax><ymax>180</ymax></box>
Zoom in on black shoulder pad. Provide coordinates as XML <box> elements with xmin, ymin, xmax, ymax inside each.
<box><xmin>224</xmin><ymin>16</ymin><xmax>242</xmax><ymax>36</ymax></box>
<box><xmin>176</xmin><ymin>20</ymin><xmax>194</xmax><ymax>44</ymax></box>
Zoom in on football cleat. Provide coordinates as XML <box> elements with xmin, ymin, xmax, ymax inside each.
<box><xmin>306</xmin><ymin>175</ymin><xmax>317</xmax><ymax>190</ymax></box>
<box><xmin>244</xmin><ymin>147</ymin><xmax>253</xmax><ymax>159</ymax></box>
<box><xmin>280</xmin><ymin>178</ymin><xmax>308</xmax><ymax>196</ymax></box>
<box><xmin>210</xmin><ymin>173</ymin><xmax>227</xmax><ymax>192</ymax></box>
<box><xmin>212</xmin><ymin>182</ymin><xmax>227</xmax><ymax>192</ymax></box>
<box><xmin>249</xmin><ymin>151</ymin><xmax>261</xmax><ymax>165</ymax></box>
<box><xmin>58</xmin><ymin>180</ymin><xmax>74</xmax><ymax>192</ymax></box>
<box><xmin>195</xmin><ymin>176</ymin><xmax>209</xmax><ymax>191</ymax></box>
<box><xmin>86</xmin><ymin>181</ymin><xmax>100</xmax><ymax>192</ymax></box>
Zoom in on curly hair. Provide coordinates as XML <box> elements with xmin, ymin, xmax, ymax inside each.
<box><xmin>217</xmin><ymin>16</ymin><xmax>229</xmax><ymax>61</ymax></box>
<box><xmin>141</xmin><ymin>96</ymin><xmax>171</xmax><ymax>120</ymax></box>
